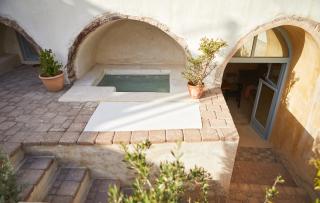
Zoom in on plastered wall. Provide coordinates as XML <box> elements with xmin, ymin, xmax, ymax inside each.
<box><xmin>1</xmin><ymin>0</ymin><xmax>320</xmax><ymax>80</ymax></box>
<box><xmin>75</xmin><ymin>20</ymin><xmax>185</xmax><ymax>78</ymax></box>
<box><xmin>96</xmin><ymin>20</ymin><xmax>185</xmax><ymax>65</ymax></box>
<box><xmin>270</xmin><ymin>26</ymin><xmax>320</xmax><ymax>197</ymax></box>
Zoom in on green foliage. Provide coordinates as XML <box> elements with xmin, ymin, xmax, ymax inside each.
<box><xmin>264</xmin><ymin>175</ymin><xmax>285</xmax><ymax>203</ymax></box>
<box><xmin>311</xmin><ymin>159</ymin><xmax>320</xmax><ymax>202</ymax></box>
<box><xmin>108</xmin><ymin>141</ymin><xmax>212</xmax><ymax>203</ymax></box>
<box><xmin>182</xmin><ymin>37</ymin><xmax>227</xmax><ymax>86</ymax></box>
<box><xmin>0</xmin><ymin>150</ymin><xmax>20</xmax><ymax>203</ymax></box>
<box><xmin>39</xmin><ymin>49</ymin><xmax>62</xmax><ymax>77</ymax></box>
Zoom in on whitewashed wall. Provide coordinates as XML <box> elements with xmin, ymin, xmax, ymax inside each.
<box><xmin>1</xmin><ymin>0</ymin><xmax>319</xmax><ymax>67</ymax></box>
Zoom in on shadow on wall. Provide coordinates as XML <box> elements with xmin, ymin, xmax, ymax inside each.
<box><xmin>26</xmin><ymin>141</ymin><xmax>236</xmax><ymax>200</ymax></box>
<box><xmin>270</xmin><ymin>25</ymin><xmax>320</xmax><ymax>199</ymax></box>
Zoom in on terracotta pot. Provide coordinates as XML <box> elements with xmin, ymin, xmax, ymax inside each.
<box><xmin>187</xmin><ymin>82</ymin><xmax>204</xmax><ymax>99</ymax></box>
<box><xmin>39</xmin><ymin>72</ymin><xmax>64</xmax><ymax>92</ymax></box>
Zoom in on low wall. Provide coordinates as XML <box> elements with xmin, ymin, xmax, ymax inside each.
<box><xmin>25</xmin><ymin>141</ymin><xmax>238</xmax><ymax>196</ymax></box>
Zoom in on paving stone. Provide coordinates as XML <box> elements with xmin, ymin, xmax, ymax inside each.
<box><xmin>95</xmin><ymin>132</ymin><xmax>114</xmax><ymax>144</ymax></box>
<box><xmin>148</xmin><ymin>130</ymin><xmax>166</xmax><ymax>143</ymax></box>
<box><xmin>183</xmin><ymin>129</ymin><xmax>201</xmax><ymax>142</ymax></box>
<box><xmin>0</xmin><ymin>142</ymin><xmax>21</xmax><ymax>157</ymax></box>
<box><xmin>200</xmin><ymin>128</ymin><xmax>220</xmax><ymax>141</ymax></box>
<box><xmin>23</xmin><ymin>133</ymin><xmax>44</xmax><ymax>145</ymax></box>
<box><xmin>52</xmin><ymin>115</ymin><xmax>68</xmax><ymax>124</ymax></box>
<box><xmin>60</xmin><ymin>132</ymin><xmax>80</xmax><ymax>144</ymax></box>
<box><xmin>0</xmin><ymin>121</ymin><xmax>16</xmax><ymax>130</ymax></box>
<box><xmin>85</xmin><ymin>179</ymin><xmax>120</xmax><ymax>203</ymax></box>
<box><xmin>45</xmin><ymin>167</ymin><xmax>88</xmax><ymax>202</ymax></box>
<box><xmin>7</xmin><ymin>132</ymin><xmax>27</xmax><ymax>143</ymax></box>
<box><xmin>57</xmin><ymin>181</ymin><xmax>79</xmax><ymax>196</ymax></box>
<box><xmin>64</xmin><ymin>168</ymin><xmax>86</xmax><ymax>181</ymax></box>
<box><xmin>209</xmin><ymin>119</ymin><xmax>227</xmax><ymax>128</ymax></box>
<box><xmin>77</xmin><ymin>131</ymin><xmax>98</xmax><ymax>145</ymax></box>
<box><xmin>113</xmin><ymin>131</ymin><xmax>132</xmax><ymax>144</ymax></box>
<box><xmin>67</xmin><ymin>122</ymin><xmax>86</xmax><ymax>132</ymax></box>
<box><xmin>42</xmin><ymin>132</ymin><xmax>63</xmax><ymax>145</ymax></box>
<box><xmin>45</xmin><ymin>195</ymin><xmax>73</xmax><ymax>203</ymax></box>
<box><xmin>34</xmin><ymin>123</ymin><xmax>52</xmax><ymax>132</ymax></box>
<box><xmin>165</xmin><ymin>129</ymin><xmax>183</xmax><ymax>142</ymax></box>
<box><xmin>131</xmin><ymin>131</ymin><xmax>149</xmax><ymax>143</ymax></box>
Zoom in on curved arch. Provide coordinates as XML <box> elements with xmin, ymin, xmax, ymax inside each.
<box><xmin>215</xmin><ymin>15</ymin><xmax>320</xmax><ymax>86</ymax></box>
<box><xmin>66</xmin><ymin>13</ymin><xmax>189</xmax><ymax>81</ymax></box>
<box><xmin>0</xmin><ymin>16</ymin><xmax>41</xmax><ymax>53</ymax></box>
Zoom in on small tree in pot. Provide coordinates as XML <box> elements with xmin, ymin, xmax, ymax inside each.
<box><xmin>182</xmin><ymin>37</ymin><xmax>227</xmax><ymax>99</ymax></box>
<box><xmin>39</xmin><ymin>49</ymin><xmax>64</xmax><ymax>92</ymax></box>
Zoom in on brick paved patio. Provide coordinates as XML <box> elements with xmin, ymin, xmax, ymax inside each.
<box><xmin>0</xmin><ymin>65</ymin><xmax>238</xmax><ymax>146</ymax></box>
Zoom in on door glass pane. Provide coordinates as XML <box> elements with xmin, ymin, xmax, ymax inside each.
<box><xmin>268</xmin><ymin>63</ymin><xmax>282</xmax><ymax>85</ymax></box>
<box><xmin>255</xmin><ymin>83</ymin><xmax>275</xmax><ymax>127</ymax></box>
<box><xmin>234</xmin><ymin>38</ymin><xmax>254</xmax><ymax>57</ymax></box>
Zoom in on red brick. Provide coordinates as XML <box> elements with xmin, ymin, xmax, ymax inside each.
<box><xmin>148</xmin><ymin>130</ymin><xmax>166</xmax><ymax>143</ymax></box>
<box><xmin>183</xmin><ymin>129</ymin><xmax>201</xmax><ymax>142</ymax></box>
<box><xmin>209</xmin><ymin>119</ymin><xmax>227</xmax><ymax>128</ymax></box>
<box><xmin>95</xmin><ymin>132</ymin><xmax>114</xmax><ymax>145</ymax></box>
<box><xmin>221</xmin><ymin>128</ymin><xmax>239</xmax><ymax>141</ymax></box>
<box><xmin>41</xmin><ymin>132</ymin><xmax>63</xmax><ymax>145</ymax></box>
<box><xmin>59</xmin><ymin>132</ymin><xmax>80</xmax><ymax>145</ymax></box>
<box><xmin>113</xmin><ymin>131</ymin><xmax>131</xmax><ymax>144</ymax></box>
<box><xmin>131</xmin><ymin>131</ymin><xmax>149</xmax><ymax>143</ymax></box>
<box><xmin>77</xmin><ymin>131</ymin><xmax>98</xmax><ymax>145</ymax></box>
<box><xmin>23</xmin><ymin>133</ymin><xmax>44</xmax><ymax>145</ymax></box>
<box><xmin>200</xmin><ymin>128</ymin><xmax>220</xmax><ymax>141</ymax></box>
<box><xmin>165</xmin><ymin>129</ymin><xmax>183</xmax><ymax>142</ymax></box>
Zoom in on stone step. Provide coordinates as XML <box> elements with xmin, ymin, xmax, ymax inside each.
<box><xmin>44</xmin><ymin>167</ymin><xmax>91</xmax><ymax>203</ymax></box>
<box><xmin>85</xmin><ymin>179</ymin><xmax>120</xmax><ymax>203</ymax></box>
<box><xmin>228</xmin><ymin>183</ymin><xmax>310</xmax><ymax>203</ymax></box>
<box><xmin>0</xmin><ymin>142</ymin><xmax>24</xmax><ymax>169</ymax></box>
<box><xmin>16</xmin><ymin>156</ymin><xmax>57</xmax><ymax>202</ymax></box>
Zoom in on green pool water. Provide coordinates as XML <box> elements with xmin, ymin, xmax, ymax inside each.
<box><xmin>97</xmin><ymin>74</ymin><xmax>170</xmax><ymax>92</ymax></box>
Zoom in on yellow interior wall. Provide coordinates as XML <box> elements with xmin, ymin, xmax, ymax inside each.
<box><xmin>270</xmin><ymin>25</ymin><xmax>320</xmax><ymax>196</ymax></box>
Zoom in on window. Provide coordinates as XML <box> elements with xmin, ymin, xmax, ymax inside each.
<box><xmin>234</xmin><ymin>29</ymin><xmax>288</xmax><ymax>58</ymax></box>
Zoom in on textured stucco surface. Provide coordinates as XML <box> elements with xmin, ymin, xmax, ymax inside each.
<box><xmin>75</xmin><ymin>19</ymin><xmax>185</xmax><ymax>79</ymax></box>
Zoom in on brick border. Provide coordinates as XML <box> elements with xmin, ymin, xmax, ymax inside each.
<box><xmin>0</xmin><ymin>16</ymin><xmax>42</xmax><ymax>53</ymax></box>
<box><xmin>17</xmin><ymin>88</ymin><xmax>239</xmax><ymax>146</ymax></box>
<box><xmin>214</xmin><ymin>15</ymin><xmax>320</xmax><ymax>87</ymax></box>
<box><xmin>66</xmin><ymin>12</ymin><xmax>190</xmax><ymax>81</ymax></box>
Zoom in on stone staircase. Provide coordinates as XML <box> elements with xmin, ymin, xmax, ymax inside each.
<box><xmin>2</xmin><ymin>143</ymin><xmax>121</xmax><ymax>203</ymax></box>
<box><xmin>2</xmin><ymin>143</ymin><xmax>311</xmax><ymax>203</ymax></box>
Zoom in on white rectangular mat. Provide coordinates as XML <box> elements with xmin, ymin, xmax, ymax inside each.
<box><xmin>84</xmin><ymin>101</ymin><xmax>202</xmax><ymax>131</ymax></box>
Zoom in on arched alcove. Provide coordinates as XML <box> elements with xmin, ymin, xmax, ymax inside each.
<box><xmin>67</xmin><ymin>14</ymin><xmax>188</xmax><ymax>80</ymax></box>
<box><xmin>0</xmin><ymin>16</ymin><xmax>40</xmax><ymax>74</ymax></box>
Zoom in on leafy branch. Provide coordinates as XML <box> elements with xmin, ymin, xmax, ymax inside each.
<box><xmin>182</xmin><ymin>37</ymin><xmax>227</xmax><ymax>86</ymax></box>
<box><xmin>108</xmin><ymin>141</ymin><xmax>212</xmax><ymax>203</ymax></box>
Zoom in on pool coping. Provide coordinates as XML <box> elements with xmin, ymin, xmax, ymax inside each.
<box><xmin>59</xmin><ymin>64</ymin><xmax>190</xmax><ymax>102</ymax></box>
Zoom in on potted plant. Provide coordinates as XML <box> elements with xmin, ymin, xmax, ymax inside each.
<box><xmin>39</xmin><ymin>49</ymin><xmax>64</xmax><ymax>92</ymax></box>
<box><xmin>182</xmin><ymin>37</ymin><xmax>227</xmax><ymax>99</ymax></box>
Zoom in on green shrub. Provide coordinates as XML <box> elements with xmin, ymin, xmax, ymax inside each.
<box><xmin>311</xmin><ymin>159</ymin><xmax>320</xmax><ymax>202</ymax></box>
<box><xmin>182</xmin><ymin>37</ymin><xmax>227</xmax><ymax>86</ymax></box>
<box><xmin>264</xmin><ymin>175</ymin><xmax>285</xmax><ymax>203</ymax></box>
<box><xmin>39</xmin><ymin>49</ymin><xmax>62</xmax><ymax>77</ymax></box>
<box><xmin>108</xmin><ymin>141</ymin><xmax>211</xmax><ymax>203</ymax></box>
<box><xmin>0</xmin><ymin>150</ymin><xmax>20</xmax><ymax>203</ymax></box>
